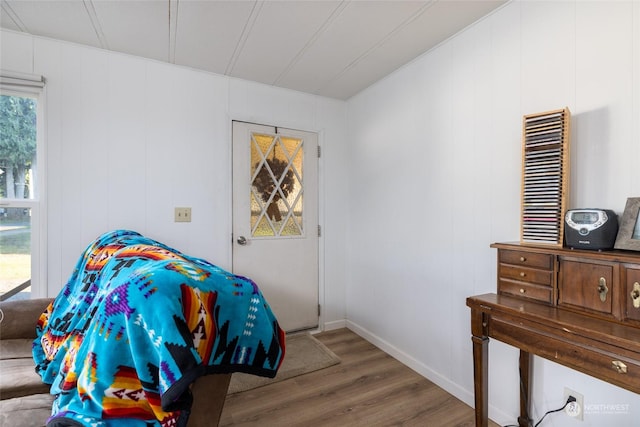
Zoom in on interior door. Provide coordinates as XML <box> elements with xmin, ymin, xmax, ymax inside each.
<box><xmin>232</xmin><ymin>121</ymin><xmax>318</xmax><ymax>332</ymax></box>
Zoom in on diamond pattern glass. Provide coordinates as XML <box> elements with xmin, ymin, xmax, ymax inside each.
<box><xmin>250</xmin><ymin>132</ymin><xmax>303</xmax><ymax>237</ymax></box>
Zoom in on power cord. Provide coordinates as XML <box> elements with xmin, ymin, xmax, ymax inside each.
<box><xmin>533</xmin><ymin>395</ymin><xmax>576</xmax><ymax>427</ymax></box>
<box><xmin>503</xmin><ymin>395</ymin><xmax>577</xmax><ymax>427</ymax></box>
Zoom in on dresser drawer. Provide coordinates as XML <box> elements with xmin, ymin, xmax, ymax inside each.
<box><xmin>559</xmin><ymin>348</ymin><xmax>640</xmax><ymax>394</ymax></box>
<box><xmin>490</xmin><ymin>313</ymin><xmax>640</xmax><ymax>393</ymax></box>
<box><xmin>498</xmin><ymin>279</ymin><xmax>553</xmax><ymax>304</ymax></box>
<box><xmin>559</xmin><ymin>259</ymin><xmax>615</xmax><ymax>316</ymax></box>
<box><xmin>499</xmin><ymin>250</ymin><xmax>553</xmax><ymax>270</ymax></box>
<box><xmin>499</xmin><ymin>264</ymin><xmax>552</xmax><ymax>286</ymax></box>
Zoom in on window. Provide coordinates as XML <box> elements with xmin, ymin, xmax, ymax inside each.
<box><xmin>0</xmin><ymin>71</ymin><xmax>45</xmax><ymax>301</ymax></box>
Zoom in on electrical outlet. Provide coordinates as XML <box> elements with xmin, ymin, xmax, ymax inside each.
<box><xmin>174</xmin><ymin>207</ymin><xmax>191</xmax><ymax>223</ymax></box>
<box><xmin>564</xmin><ymin>387</ymin><xmax>584</xmax><ymax>421</ymax></box>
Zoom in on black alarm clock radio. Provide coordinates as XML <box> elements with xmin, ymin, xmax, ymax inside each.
<box><xmin>564</xmin><ymin>209</ymin><xmax>618</xmax><ymax>250</ymax></box>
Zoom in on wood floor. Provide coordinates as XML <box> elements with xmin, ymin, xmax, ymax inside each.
<box><xmin>219</xmin><ymin>328</ymin><xmax>500</xmax><ymax>426</ymax></box>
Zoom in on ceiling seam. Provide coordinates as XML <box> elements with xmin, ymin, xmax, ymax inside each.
<box><xmin>83</xmin><ymin>0</ymin><xmax>109</xmax><ymax>49</ymax></box>
<box><xmin>272</xmin><ymin>0</ymin><xmax>350</xmax><ymax>87</ymax></box>
<box><xmin>225</xmin><ymin>0</ymin><xmax>264</xmax><ymax>76</ymax></box>
<box><xmin>315</xmin><ymin>0</ymin><xmax>437</xmax><ymax>97</ymax></box>
<box><xmin>1</xmin><ymin>0</ymin><xmax>27</xmax><ymax>32</ymax></box>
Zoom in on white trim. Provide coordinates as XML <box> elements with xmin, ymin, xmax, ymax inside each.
<box><xmin>33</xmin><ymin>86</ymin><xmax>47</xmax><ymax>298</ymax></box>
<box><xmin>317</xmin><ymin>129</ymin><xmax>326</xmax><ymax>332</ymax></box>
<box><xmin>0</xmin><ymin>80</ymin><xmax>47</xmax><ymax>299</ymax></box>
<box><xmin>323</xmin><ymin>319</ymin><xmax>347</xmax><ymax>331</ymax></box>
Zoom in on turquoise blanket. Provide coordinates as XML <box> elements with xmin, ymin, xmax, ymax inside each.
<box><xmin>33</xmin><ymin>230</ymin><xmax>285</xmax><ymax>426</ymax></box>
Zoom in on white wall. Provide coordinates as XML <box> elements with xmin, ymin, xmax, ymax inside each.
<box><xmin>346</xmin><ymin>1</ymin><xmax>640</xmax><ymax>426</ymax></box>
<box><xmin>3</xmin><ymin>0</ymin><xmax>640</xmax><ymax>425</ymax></box>
<box><xmin>0</xmin><ymin>28</ymin><xmax>348</xmax><ymax>328</ymax></box>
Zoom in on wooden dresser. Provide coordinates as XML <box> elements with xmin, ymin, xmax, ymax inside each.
<box><xmin>467</xmin><ymin>242</ymin><xmax>640</xmax><ymax>427</ymax></box>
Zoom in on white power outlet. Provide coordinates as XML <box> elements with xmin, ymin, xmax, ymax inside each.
<box><xmin>564</xmin><ymin>387</ymin><xmax>584</xmax><ymax>421</ymax></box>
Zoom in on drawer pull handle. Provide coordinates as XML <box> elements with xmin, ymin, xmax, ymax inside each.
<box><xmin>520</xmin><ymin>272</ymin><xmax>526</xmax><ymax>277</ymax></box>
<box><xmin>597</xmin><ymin>277</ymin><xmax>609</xmax><ymax>303</ymax></box>
<box><xmin>520</xmin><ymin>256</ymin><xmax>526</xmax><ymax>262</ymax></box>
<box><xmin>631</xmin><ymin>282</ymin><xmax>640</xmax><ymax>309</ymax></box>
<box><xmin>612</xmin><ymin>360</ymin><xmax>627</xmax><ymax>374</ymax></box>
<box><xmin>519</xmin><ymin>288</ymin><xmax>526</xmax><ymax>294</ymax></box>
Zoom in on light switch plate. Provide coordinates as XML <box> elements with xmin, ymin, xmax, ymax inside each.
<box><xmin>174</xmin><ymin>207</ymin><xmax>191</xmax><ymax>222</ymax></box>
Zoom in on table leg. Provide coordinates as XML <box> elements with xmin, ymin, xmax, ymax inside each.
<box><xmin>471</xmin><ymin>309</ymin><xmax>488</xmax><ymax>427</ymax></box>
<box><xmin>518</xmin><ymin>350</ymin><xmax>533</xmax><ymax>427</ymax></box>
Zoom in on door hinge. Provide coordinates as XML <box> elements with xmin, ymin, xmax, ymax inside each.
<box><xmin>318</xmin><ymin>225</ymin><xmax>322</xmax><ymax>237</ymax></box>
<box><xmin>317</xmin><ymin>146</ymin><xmax>321</xmax><ymax>158</ymax></box>
<box><xmin>318</xmin><ymin>304</ymin><xmax>321</xmax><ymax>316</ymax></box>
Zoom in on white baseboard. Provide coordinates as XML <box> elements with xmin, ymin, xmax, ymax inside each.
<box><xmin>322</xmin><ymin>319</ymin><xmax>347</xmax><ymax>331</ymax></box>
<box><xmin>345</xmin><ymin>320</ymin><xmax>513</xmax><ymax>426</ymax></box>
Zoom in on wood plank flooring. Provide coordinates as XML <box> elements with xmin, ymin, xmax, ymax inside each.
<box><xmin>219</xmin><ymin>328</ymin><xmax>500</xmax><ymax>426</ymax></box>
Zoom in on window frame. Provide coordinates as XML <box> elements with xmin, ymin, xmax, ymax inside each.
<box><xmin>1</xmin><ymin>80</ymin><xmax>47</xmax><ymax>299</ymax></box>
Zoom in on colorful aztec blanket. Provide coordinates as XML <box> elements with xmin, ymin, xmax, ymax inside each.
<box><xmin>33</xmin><ymin>230</ymin><xmax>285</xmax><ymax>427</ymax></box>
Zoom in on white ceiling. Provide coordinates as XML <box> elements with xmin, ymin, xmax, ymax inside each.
<box><xmin>0</xmin><ymin>0</ymin><xmax>507</xmax><ymax>100</ymax></box>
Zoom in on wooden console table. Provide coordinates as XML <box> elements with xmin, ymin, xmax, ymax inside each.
<box><xmin>469</xmin><ymin>243</ymin><xmax>640</xmax><ymax>427</ymax></box>
<box><xmin>468</xmin><ymin>293</ymin><xmax>640</xmax><ymax>426</ymax></box>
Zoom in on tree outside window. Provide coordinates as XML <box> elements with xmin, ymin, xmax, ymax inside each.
<box><xmin>1</xmin><ymin>95</ymin><xmax>37</xmax><ymax>201</ymax></box>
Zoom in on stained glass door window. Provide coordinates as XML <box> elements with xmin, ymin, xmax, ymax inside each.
<box><xmin>250</xmin><ymin>132</ymin><xmax>304</xmax><ymax>237</ymax></box>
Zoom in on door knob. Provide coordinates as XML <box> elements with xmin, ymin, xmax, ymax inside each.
<box><xmin>237</xmin><ymin>236</ymin><xmax>247</xmax><ymax>246</ymax></box>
